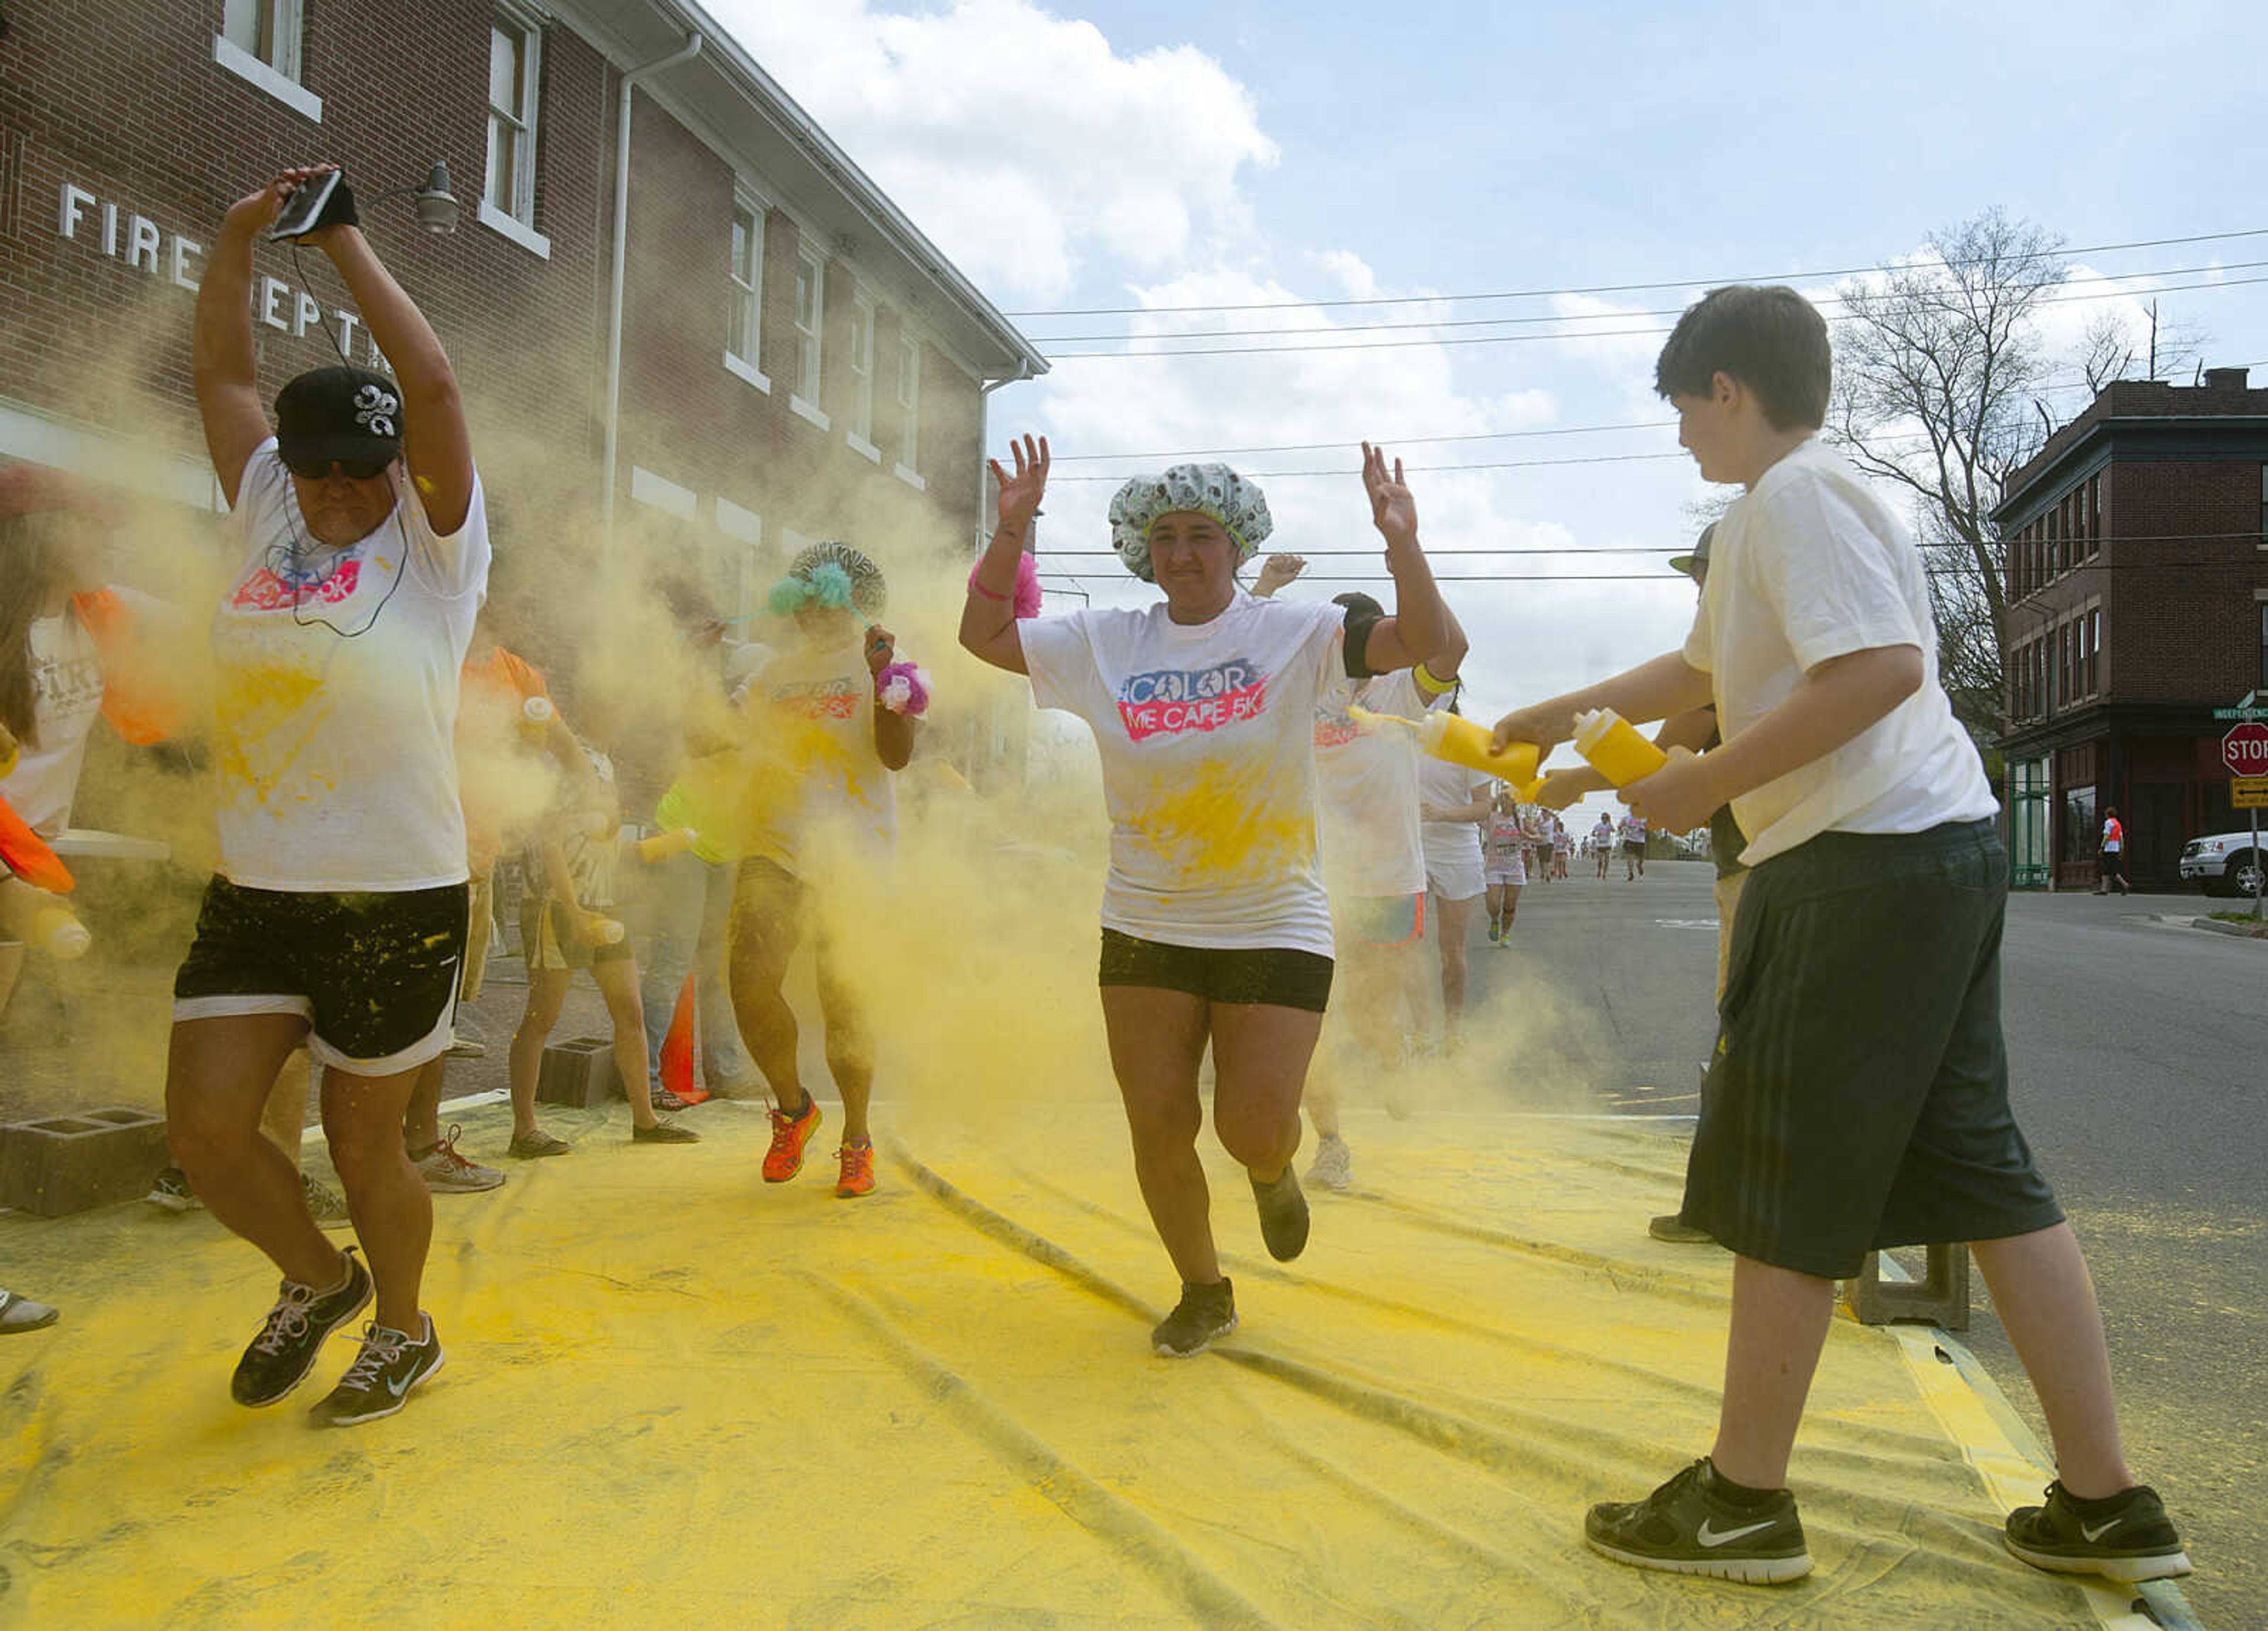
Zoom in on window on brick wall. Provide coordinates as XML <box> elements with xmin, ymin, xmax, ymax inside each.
<box><xmin>846</xmin><ymin>293</ymin><xmax>876</xmax><ymax>445</ymax></box>
<box><xmin>2259</xmin><ymin>464</ymin><xmax>2266</xmax><ymax>546</ymax></box>
<box><xmin>726</xmin><ymin>196</ymin><xmax>764</xmax><ymax>377</ymax></box>
<box><xmin>895</xmin><ymin>333</ymin><xmax>921</xmax><ymax>474</ymax></box>
<box><xmin>2089</xmin><ymin>606</ymin><xmax>2101</xmax><ymax>694</ymax></box>
<box><xmin>2090</xmin><ymin>472</ymin><xmax>2103</xmax><ymax>552</ymax></box>
<box><xmin>223</xmin><ymin>0</ymin><xmax>302</xmax><ymax>80</ymax></box>
<box><xmin>793</xmin><ymin>249</ymin><xmax>825</xmax><ymax>407</ymax></box>
<box><xmin>485</xmin><ymin>6</ymin><xmax>542</xmax><ymax>227</ymax></box>
<box><xmin>2259</xmin><ymin>600</ymin><xmax>2267</xmax><ymax>690</ymax></box>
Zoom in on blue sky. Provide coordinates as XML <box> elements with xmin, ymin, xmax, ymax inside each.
<box><xmin>717</xmin><ymin>0</ymin><xmax>2268</xmax><ymax>820</ymax></box>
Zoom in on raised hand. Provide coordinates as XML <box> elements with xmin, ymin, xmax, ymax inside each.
<box><xmin>863</xmin><ymin>622</ymin><xmax>897</xmax><ymax>676</ymax></box>
<box><xmin>1361</xmin><ymin>442</ymin><xmax>1419</xmax><ymax>552</ymax></box>
<box><xmin>989</xmin><ymin>434</ymin><xmax>1050</xmax><ymax>540</ymax></box>
<box><xmin>1253</xmin><ymin>553</ymin><xmax>1308</xmax><ymax>597</ymax></box>
<box><xmin>224</xmin><ymin>164</ymin><xmax>338</xmax><ymax>240</ymax></box>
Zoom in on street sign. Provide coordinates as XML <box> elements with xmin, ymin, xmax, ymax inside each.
<box><xmin>2223</xmin><ymin>722</ymin><xmax>2268</xmax><ymax>778</ymax></box>
<box><xmin>2212</xmin><ymin>707</ymin><xmax>2268</xmax><ymax>721</ymax></box>
<box><xmin>2233</xmin><ymin>778</ymin><xmax>2268</xmax><ymax>810</ymax></box>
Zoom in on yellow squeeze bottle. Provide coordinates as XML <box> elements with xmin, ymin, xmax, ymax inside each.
<box><xmin>1416</xmin><ymin>710</ymin><xmax>1542</xmax><ymax>788</ymax></box>
<box><xmin>1571</xmin><ymin>708</ymin><xmax>1669</xmax><ymax>787</ymax></box>
<box><xmin>31</xmin><ymin>903</ymin><xmax>90</xmax><ymax>961</ymax></box>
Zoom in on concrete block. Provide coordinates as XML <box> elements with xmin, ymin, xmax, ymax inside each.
<box><xmin>0</xmin><ymin>1105</ymin><xmax>170</xmax><ymax>1217</ymax></box>
<box><xmin>536</xmin><ymin>1036</ymin><xmax>622</xmax><ymax>1108</ymax></box>
<box><xmin>1849</xmin><ymin>1243</ymin><xmax>1971</xmax><ymax>1330</ymax></box>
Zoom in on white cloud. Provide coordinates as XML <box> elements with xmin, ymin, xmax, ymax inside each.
<box><xmin>705</xmin><ymin>0</ymin><xmax>1277</xmax><ymax>302</ymax></box>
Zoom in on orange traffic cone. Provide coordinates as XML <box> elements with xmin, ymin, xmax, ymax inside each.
<box><xmin>660</xmin><ymin>973</ymin><xmax>708</xmax><ymax>1104</ymax></box>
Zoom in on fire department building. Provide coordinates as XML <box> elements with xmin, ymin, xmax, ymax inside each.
<box><xmin>1995</xmin><ymin>370</ymin><xmax>2268</xmax><ymax>889</ymax></box>
<box><xmin>0</xmin><ymin>0</ymin><xmax>1044</xmax><ymax>623</ymax></box>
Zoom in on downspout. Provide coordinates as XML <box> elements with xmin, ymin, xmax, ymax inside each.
<box><xmin>599</xmin><ymin>27</ymin><xmax>705</xmax><ymax>557</ymax></box>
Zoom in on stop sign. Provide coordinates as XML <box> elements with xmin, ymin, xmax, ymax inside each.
<box><xmin>2225</xmin><ymin>722</ymin><xmax>2268</xmax><ymax>777</ymax></box>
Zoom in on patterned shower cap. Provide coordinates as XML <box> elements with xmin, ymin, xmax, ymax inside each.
<box><xmin>1107</xmin><ymin>463</ymin><xmax>1273</xmax><ymax>583</ymax></box>
<box><xmin>771</xmin><ymin>539</ymin><xmax>887</xmax><ymax>618</ymax></box>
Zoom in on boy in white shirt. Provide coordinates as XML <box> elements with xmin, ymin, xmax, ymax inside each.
<box><xmin>1493</xmin><ymin>285</ymin><xmax>2187</xmax><ymax>1588</ymax></box>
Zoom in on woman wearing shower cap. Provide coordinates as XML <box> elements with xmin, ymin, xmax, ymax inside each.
<box><xmin>960</xmin><ymin>436</ymin><xmax>1454</xmax><ymax>1358</ymax></box>
<box><xmin>729</xmin><ymin>540</ymin><xmax>926</xmax><ymax>1200</ymax></box>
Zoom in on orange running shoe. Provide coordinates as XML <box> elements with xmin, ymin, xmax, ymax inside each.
<box><xmin>762</xmin><ymin>1095</ymin><xmax>821</xmax><ymax>1182</ymax></box>
<box><xmin>836</xmin><ymin>1139</ymin><xmax>875</xmax><ymax>1198</ymax></box>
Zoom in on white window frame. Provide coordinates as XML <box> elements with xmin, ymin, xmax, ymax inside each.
<box><xmin>213</xmin><ymin>1</ymin><xmax>321</xmax><ymax>122</ymax></box>
<box><xmin>843</xmin><ymin>291</ymin><xmax>878</xmax><ymax>459</ymax></box>
<box><xmin>791</xmin><ymin>248</ymin><xmax>826</xmax><ymax>425</ymax></box>
<box><xmin>715</xmin><ymin>499</ymin><xmax>765</xmax><ymax>624</ymax></box>
<box><xmin>892</xmin><ymin>332</ymin><xmax>923</xmax><ymax>488</ymax></box>
<box><xmin>480</xmin><ymin>3</ymin><xmax>549</xmax><ymax>257</ymax></box>
<box><xmin>724</xmin><ymin>192</ymin><xmax>768</xmax><ymax>392</ymax></box>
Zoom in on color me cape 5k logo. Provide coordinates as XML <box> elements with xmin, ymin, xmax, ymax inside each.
<box><xmin>1117</xmin><ymin>658</ymin><xmax>1268</xmax><ymax>741</ymax></box>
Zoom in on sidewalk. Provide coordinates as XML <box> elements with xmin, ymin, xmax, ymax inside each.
<box><xmin>0</xmin><ymin>1095</ymin><xmax>2184</xmax><ymax>1629</ymax></box>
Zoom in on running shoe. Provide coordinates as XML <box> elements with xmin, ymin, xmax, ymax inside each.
<box><xmin>1486</xmin><ymin>922</ymin><xmax>1501</xmax><ymax>944</ymax></box>
<box><xmin>652</xmin><ymin>1087</ymin><xmax>694</xmax><ymax>1113</ymax></box>
<box><xmin>145</xmin><ymin>1164</ymin><xmax>202</xmax><ymax>1212</ymax></box>
<box><xmin>2003</xmin><ymin>1481</ymin><xmax>2191</xmax><ymax>1581</ymax></box>
<box><xmin>762</xmin><ymin>1094</ymin><xmax>822</xmax><ymax>1182</ymax></box>
<box><xmin>1648</xmin><ymin>1213</ymin><xmax>1713</xmax><ymax>1245</ymax></box>
<box><xmin>0</xmin><ymin>1289</ymin><xmax>58</xmax><ymax>1333</ymax></box>
<box><xmin>308</xmin><ymin>1316</ymin><xmax>445</xmax><ymax>1427</ymax></box>
<box><xmin>232</xmin><ymin>1249</ymin><xmax>373</xmax><ymax>1407</ymax></box>
<box><xmin>414</xmin><ymin>1126</ymin><xmax>506</xmax><ymax>1192</ymax></box>
<box><xmin>507</xmin><ymin>1129</ymin><xmax>572</xmax><ymax>1159</ymax></box>
<box><xmin>1585</xmin><ymin>1458</ymin><xmax>1811</xmax><ymax>1584</ymax></box>
<box><xmin>1250</xmin><ymin>1166</ymin><xmax>1310</xmax><ymax>1261</ymax></box>
<box><xmin>632</xmin><ymin>1119</ymin><xmax>700</xmax><ymax>1144</ymax></box>
<box><xmin>1151</xmin><ymin>1278</ymin><xmax>1237</xmax><ymax>1358</ymax></box>
<box><xmin>836</xmin><ymin>1139</ymin><xmax>876</xmax><ymax>1197</ymax></box>
<box><xmin>302</xmin><ymin>1171</ymin><xmax>352</xmax><ymax>1227</ymax></box>
<box><xmin>1306</xmin><ymin>1133</ymin><xmax>1353</xmax><ymax>1192</ymax></box>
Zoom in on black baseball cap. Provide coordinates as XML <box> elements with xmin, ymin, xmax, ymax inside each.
<box><xmin>274</xmin><ymin>366</ymin><xmax>403</xmax><ymax>470</ymax></box>
<box><xmin>1669</xmin><ymin>522</ymin><xmax>1716</xmax><ymax>580</ymax></box>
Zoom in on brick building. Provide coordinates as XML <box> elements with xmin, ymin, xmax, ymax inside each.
<box><xmin>1995</xmin><ymin>369</ymin><xmax>2268</xmax><ymax>889</ymax></box>
<box><xmin>0</xmin><ymin>0</ymin><xmax>1043</xmax><ymax>633</ymax></box>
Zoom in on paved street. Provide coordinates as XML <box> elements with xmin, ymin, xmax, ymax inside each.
<box><xmin>1460</xmin><ymin>859</ymin><xmax>2263</xmax><ymax>1629</ymax></box>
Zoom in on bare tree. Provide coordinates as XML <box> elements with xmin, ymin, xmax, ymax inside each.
<box><xmin>1828</xmin><ymin>210</ymin><xmax>2068</xmax><ymax>752</ymax></box>
<box><xmin>2078</xmin><ymin>308</ymin><xmax>2136</xmax><ymax>394</ymax></box>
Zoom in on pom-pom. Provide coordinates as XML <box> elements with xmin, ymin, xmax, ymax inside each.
<box><xmin>1011</xmin><ymin>550</ymin><xmax>1042</xmax><ymax>619</ymax></box>
<box><xmin>805</xmin><ymin>561</ymin><xmax>856</xmax><ymax>611</ymax></box>
<box><xmin>875</xmin><ymin>660</ymin><xmax>931</xmax><ymax>717</ymax></box>
<box><xmin>767</xmin><ymin>577</ymin><xmax>808</xmax><ymax>617</ymax></box>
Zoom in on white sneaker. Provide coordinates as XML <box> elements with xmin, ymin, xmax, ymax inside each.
<box><xmin>1307</xmin><ymin>1134</ymin><xmax>1353</xmax><ymax>1191</ymax></box>
<box><xmin>413</xmin><ymin>1125</ymin><xmax>506</xmax><ymax>1193</ymax></box>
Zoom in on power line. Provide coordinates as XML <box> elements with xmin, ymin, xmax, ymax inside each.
<box><xmin>1026</xmin><ymin>256</ymin><xmax>2268</xmax><ymax>345</ymax></box>
<box><xmin>1037</xmin><ymin>272</ymin><xmax>2268</xmax><ymax>362</ymax></box>
<box><xmin>1001</xmin><ymin>226</ymin><xmax>2268</xmax><ymax>319</ymax></box>
<box><xmin>1040</xmin><ymin>529</ymin><xmax>2268</xmax><ymax>559</ymax></box>
<box><xmin>1031</xmin><ymin>551</ymin><xmax>2268</xmax><ymax>587</ymax></box>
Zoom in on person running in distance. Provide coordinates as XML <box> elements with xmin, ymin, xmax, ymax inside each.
<box><xmin>1491</xmin><ymin>283</ymin><xmax>2187</xmax><ymax>1588</ymax></box>
<box><xmin>1253</xmin><ymin>552</ymin><xmax>1468</xmax><ymax>1185</ymax></box>
<box><xmin>1618</xmin><ymin>811</ymin><xmax>1648</xmax><ymax>880</ymax></box>
<box><xmin>730</xmin><ymin>543</ymin><xmax>924</xmax><ymax>1201</ymax></box>
<box><xmin>165</xmin><ymin>166</ymin><xmax>484</xmax><ymax>1427</ymax></box>
<box><xmin>960</xmin><ymin>439</ymin><xmax>1454</xmax><ymax>1357</ymax></box>
<box><xmin>1414</xmin><ymin>699</ymin><xmax>1492</xmax><ymax>1037</ymax></box>
<box><xmin>1591</xmin><ymin>811</ymin><xmax>1614</xmax><ymax>878</ymax></box>
<box><xmin>1482</xmin><ymin>788</ymin><xmax>1527</xmax><ymax>944</ymax></box>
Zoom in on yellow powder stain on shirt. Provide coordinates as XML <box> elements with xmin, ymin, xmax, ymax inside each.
<box><xmin>1131</xmin><ymin>759</ymin><xmax>1316</xmax><ymax>883</ymax></box>
<box><xmin>213</xmin><ymin>665</ymin><xmax>330</xmax><ymax>812</ymax></box>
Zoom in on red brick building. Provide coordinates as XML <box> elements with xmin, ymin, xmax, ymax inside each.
<box><xmin>0</xmin><ymin>0</ymin><xmax>1042</xmax><ymax>624</ymax></box>
<box><xmin>1995</xmin><ymin>370</ymin><xmax>2268</xmax><ymax>889</ymax></box>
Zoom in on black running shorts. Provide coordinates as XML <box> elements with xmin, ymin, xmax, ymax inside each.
<box><xmin>1680</xmin><ymin>821</ymin><xmax>2063</xmax><ymax>1279</ymax></box>
<box><xmin>172</xmin><ymin>876</ymin><xmax>470</xmax><ymax>1075</ymax></box>
<box><xmin>1097</xmin><ymin>928</ymin><xmax>1334</xmax><ymax>1013</ymax></box>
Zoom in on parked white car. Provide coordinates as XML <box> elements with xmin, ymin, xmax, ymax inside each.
<box><xmin>2178</xmin><ymin>830</ymin><xmax>2266</xmax><ymax>897</ymax></box>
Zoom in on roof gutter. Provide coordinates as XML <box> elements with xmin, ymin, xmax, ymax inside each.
<box><xmin>599</xmin><ymin>24</ymin><xmax>705</xmax><ymax>554</ymax></box>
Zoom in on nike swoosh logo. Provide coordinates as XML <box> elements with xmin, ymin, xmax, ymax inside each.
<box><xmin>386</xmin><ymin>1368</ymin><xmax>416</xmax><ymax>1398</ymax></box>
<box><xmin>2080</xmin><ymin>1518</ymin><xmax>2122</xmax><ymax>1542</ymax></box>
<box><xmin>1697</xmin><ymin>1518</ymin><xmax>1779</xmax><ymax>1548</ymax></box>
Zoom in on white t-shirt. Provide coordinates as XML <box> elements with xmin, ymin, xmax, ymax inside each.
<box><xmin>1021</xmin><ymin>592</ymin><xmax>1347</xmax><ymax>957</ymax></box>
<box><xmin>737</xmin><ymin>637</ymin><xmax>897</xmax><ymax>875</ymax></box>
<box><xmin>1315</xmin><ymin>667</ymin><xmax>1429</xmax><ymax>899</ymax></box>
<box><xmin>1417</xmin><ymin>746</ymin><xmax>1489</xmax><ymax>876</ymax></box>
<box><xmin>1683</xmin><ymin>439</ymin><xmax>1996</xmax><ymax>867</ymax></box>
<box><xmin>210</xmin><ymin>440</ymin><xmax>490</xmax><ymax>891</ymax></box>
<box><xmin>0</xmin><ymin>589</ymin><xmax>158</xmax><ymax>835</ymax></box>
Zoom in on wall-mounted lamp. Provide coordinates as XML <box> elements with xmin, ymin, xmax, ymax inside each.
<box><xmin>413</xmin><ymin>161</ymin><xmax>458</xmax><ymax>234</ymax></box>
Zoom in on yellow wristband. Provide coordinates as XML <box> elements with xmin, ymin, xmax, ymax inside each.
<box><xmin>1413</xmin><ymin>661</ymin><xmax>1457</xmax><ymax>697</ymax></box>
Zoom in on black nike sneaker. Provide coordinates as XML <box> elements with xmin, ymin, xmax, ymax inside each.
<box><xmin>1585</xmin><ymin>1457</ymin><xmax>1811</xmax><ymax>1584</ymax></box>
<box><xmin>308</xmin><ymin>1316</ymin><xmax>446</xmax><ymax>1427</ymax></box>
<box><xmin>1250</xmin><ymin>1166</ymin><xmax>1310</xmax><ymax>1261</ymax></box>
<box><xmin>2004</xmin><ymin>1480</ymin><xmax>2191</xmax><ymax>1581</ymax></box>
<box><xmin>1151</xmin><ymin>1279</ymin><xmax>1237</xmax><ymax>1358</ymax></box>
<box><xmin>231</xmin><ymin>1250</ymin><xmax>373</xmax><ymax>1407</ymax></box>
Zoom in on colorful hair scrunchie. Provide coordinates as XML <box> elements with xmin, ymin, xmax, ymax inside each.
<box><xmin>875</xmin><ymin>660</ymin><xmax>931</xmax><ymax>717</ymax></box>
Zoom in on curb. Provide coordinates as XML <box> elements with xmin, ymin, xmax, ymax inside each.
<box><xmin>2185</xmin><ymin>916</ymin><xmax>2268</xmax><ymax>940</ymax></box>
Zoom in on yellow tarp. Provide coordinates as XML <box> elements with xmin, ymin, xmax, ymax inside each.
<box><xmin>0</xmin><ymin>1099</ymin><xmax>2132</xmax><ymax>1628</ymax></box>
